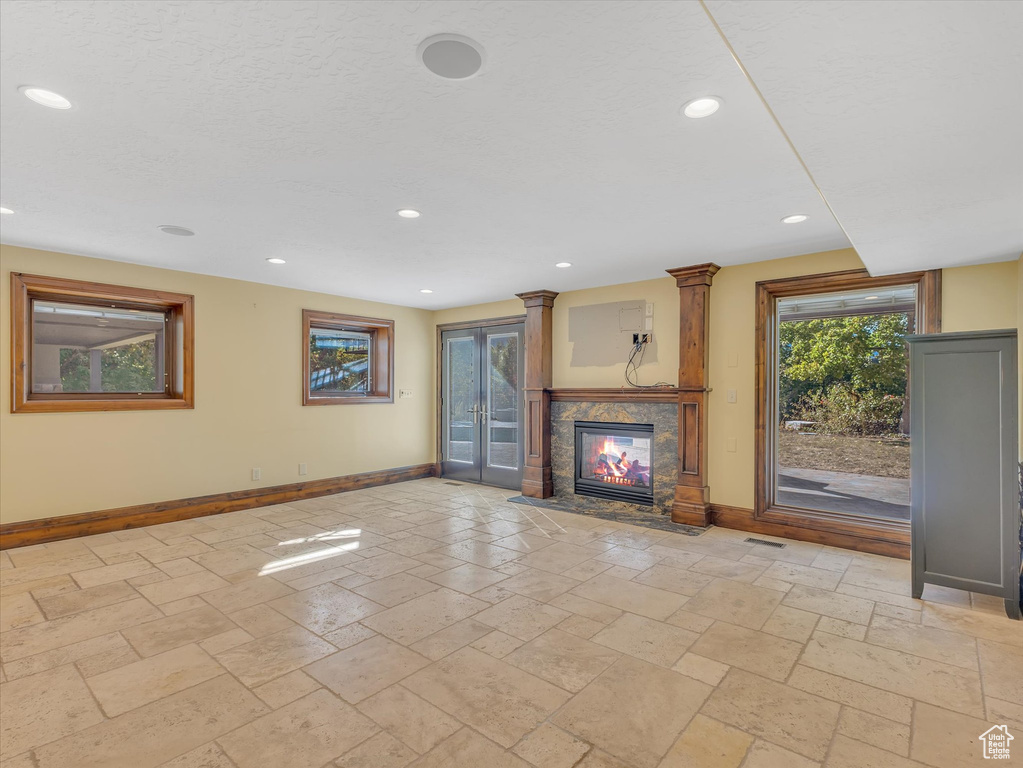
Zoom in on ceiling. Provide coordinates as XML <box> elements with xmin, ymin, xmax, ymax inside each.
<box><xmin>0</xmin><ymin>1</ymin><xmax>1018</xmax><ymax>309</ymax></box>
<box><xmin>707</xmin><ymin>0</ymin><xmax>1023</xmax><ymax>275</ymax></box>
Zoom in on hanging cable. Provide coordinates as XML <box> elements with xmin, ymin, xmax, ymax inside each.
<box><xmin>625</xmin><ymin>338</ymin><xmax>672</xmax><ymax>389</ymax></box>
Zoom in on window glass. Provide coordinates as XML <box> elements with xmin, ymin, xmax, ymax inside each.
<box><xmin>31</xmin><ymin>300</ymin><xmax>166</xmax><ymax>394</ymax></box>
<box><xmin>774</xmin><ymin>285</ymin><xmax>916</xmax><ymax>521</ymax></box>
<box><xmin>446</xmin><ymin>336</ymin><xmax>475</xmax><ymax>462</ymax></box>
<box><xmin>308</xmin><ymin>327</ymin><xmax>372</xmax><ymax>395</ymax></box>
<box><xmin>487</xmin><ymin>332</ymin><xmax>519</xmax><ymax>469</ymax></box>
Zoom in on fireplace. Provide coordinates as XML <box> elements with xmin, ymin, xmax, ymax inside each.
<box><xmin>575</xmin><ymin>421</ymin><xmax>654</xmax><ymax>506</ymax></box>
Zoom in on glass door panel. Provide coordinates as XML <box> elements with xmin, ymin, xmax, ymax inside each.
<box><xmin>482</xmin><ymin>329</ymin><xmax>524</xmax><ymax>488</ymax></box>
<box><xmin>440</xmin><ymin>322</ymin><xmax>524</xmax><ymax>489</ymax></box>
<box><xmin>441</xmin><ymin>330</ymin><xmax>480</xmax><ymax>482</ymax></box>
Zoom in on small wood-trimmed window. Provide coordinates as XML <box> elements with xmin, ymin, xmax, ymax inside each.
<box><xmin>303</xmin><ymin>310</ymin><xmax>394</xmax><ymax>405</ymax></box>
<box><xmin>11</xmin><ymin>273</ymin><xmax>194</xmax><ymax>413</ymax></box>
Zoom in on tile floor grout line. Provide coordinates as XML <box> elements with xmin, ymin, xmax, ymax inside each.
<box><xmin>210</xmin><ymin>738</ymin><xmax>243</xmax><ymax>768</ymax></box>
<box><xmin>820</xmin><ymin>701</ymin><xmax>846</xmax><ymax>767</ymax></box>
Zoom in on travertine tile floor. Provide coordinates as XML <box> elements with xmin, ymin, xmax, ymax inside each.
<box><xmin>0</xmin><ymin>479</ymin><xmax>1020</xmax><ymax>768</ymax></box>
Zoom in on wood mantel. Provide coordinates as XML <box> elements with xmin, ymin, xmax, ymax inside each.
<box><xmin>666</xmin><ymin>263</ymin><xmax>720</xmax><ymax>526</ymax></box>
<box><xmin>517</xmin><ymin>290</ymin><xmax>558</xmax><ymax>498</ymax></box>
<box><xmin>548</xmin><ymin>388</ymin><xmax>681</xmax><ymax>403</ymax></box>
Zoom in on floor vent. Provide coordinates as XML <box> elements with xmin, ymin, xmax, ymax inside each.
<box><xmin>745</xmin><ymin>537</ymin><xmax>786</xmax><ymax>548</ymax></box>
<box><xmin>444</xmin><ymin>482</ymin><xmax>464</xmax><ymax>486</ymax></box>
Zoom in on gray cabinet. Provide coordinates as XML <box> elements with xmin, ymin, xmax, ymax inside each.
<box><xmin>908</xmin><ymin>329</ymin><xmax>1020</xmax><ymax>620</ymax></box>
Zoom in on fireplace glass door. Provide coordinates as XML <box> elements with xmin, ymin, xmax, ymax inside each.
<box><xmin>575</xmin><ymin>421</ymin><xmax>654</xmax><ymax>505</ymax></box>
<box><xmin>441</xmin><ymin>322</ymin><xmax>525</xmax><ymax>490</ymax></box>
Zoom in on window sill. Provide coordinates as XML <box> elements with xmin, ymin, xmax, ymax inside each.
<box><xmin>303</xmin><ymin>394</ymin><xmax>394</xmax><ymax>406</ymax></box>
<box><xmin>12</xmin><ymin>396</ymin><xmax>194</xmax><ymax>414</ymax></box>
<box><xmin>755</xmin><ymin>503</ymin><xmax>910</xmax><ymax>543</ymax></box>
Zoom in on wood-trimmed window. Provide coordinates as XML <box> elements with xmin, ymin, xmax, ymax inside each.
<box><xmin>11</xmin><ymin>273</ymin><xmax>194</xmax><ymax>413</ymax></box>
<box><xmin>754</xmin><ymin>268</ymin><xmax>940</xmax><ymax>548</ymax></box>
<box><xmin>303</xmin><ymin>310</ymin><xmax>394</xmax><ymax>405</ymax></box>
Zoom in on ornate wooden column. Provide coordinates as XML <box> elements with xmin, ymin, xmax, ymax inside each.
<box><xmin>516</xmin><ymin>289</ymin><xmax>558</xmax><ymax>498</ymax></box>
<box><xmin>666</xmin><ymin>264</ymin><xmax>720</xmax><ymax>526</ymax></box>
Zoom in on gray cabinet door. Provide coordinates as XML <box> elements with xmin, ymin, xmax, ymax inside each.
<box><xmin>908</xmin><ymin>329</ymin><xmax>1019</xmax><ymax>619</ymax></box>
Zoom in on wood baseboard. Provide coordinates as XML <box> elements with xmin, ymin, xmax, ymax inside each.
<box><xmin>521</xmin><ymin>465</ymin><xmax>554</xmax><ymax>499</ymax></box>
<box><xmin>0</xmin><ymin>463</ymin><xmax>439</xmax><ymax>550</ymax></box>
<box><xmin>671</xmin><ymin>503</ymin><xmax>711</xmax><ymax>527</ymax></box>
<box><xmin>708</xmin><ymin>503</ymin><xmax>910</xmax><ymax>559</ymax></box>
<box><xmin>672</xmin><ymin>485</ymin><xmax>712</xmax><ymax>527</ymax></box>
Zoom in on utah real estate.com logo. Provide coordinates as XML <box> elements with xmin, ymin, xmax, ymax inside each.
<box><xmin>979</xmin><ymin>725</ymin><xmax>1013</xmax><ymax>760</ymax></box>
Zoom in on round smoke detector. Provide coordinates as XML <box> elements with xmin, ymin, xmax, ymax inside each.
<box><xmin>417</xmin><ymin>34</ymin><xmax>485</xmax><ymax>80</ymax></box>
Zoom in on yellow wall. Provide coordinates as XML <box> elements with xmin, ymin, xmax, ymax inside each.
<box><xmin>3</xmin><ymin>242</ymin><xmax>1018</xmax><ymax>525</ymax></box>
<box><xmin>0</xmin><ymin>245</ymin><xmax>436</xmax><ymax>524</ymax></box>
<box><xmin>433</xmin><ymin>299</ymin><xmax>524</xmax><ymax>327</ymax></box>
<box><xmin>434</xmin><ymin>276</ymin><xmax>681</xmax><ymax>389</ymax></box>
<box><xmin>942</xmin><ymin>260</ymin><xmax>1019</xmax><ymax>332</ymax></box>
<box><xmin>550</xmin><ymin>278</ymin><xmax>679</xmax><ymax>388</ymax></box>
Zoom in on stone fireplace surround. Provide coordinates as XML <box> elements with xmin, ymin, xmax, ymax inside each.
<box><xmin>552</xmin><ymin>397</ymin><xmax>679</xmax><ymax>516</ymax></box>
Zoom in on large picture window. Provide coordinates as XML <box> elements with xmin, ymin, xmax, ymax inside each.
<box><xmin>754</xmin><ymin>268</ymin><xmax>939</xmax><ymax>547</ymax></box>
<box><xmin>302</xmin><ymin>310</ymin><xmax>393</xmax><ymax>405</ymax></box>
<box><xmin>11</xmin><ymin>273</ymin><xmax>194</xmax><ymax>413</ymax></box>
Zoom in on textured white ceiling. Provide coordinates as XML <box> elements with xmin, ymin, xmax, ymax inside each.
<box><xmin>706</xmin><ymin>0</ymin><xmax>1023</xmax><ymax>275</ymax></box>
<box><xmin>0</xmin><ymin>1</ymin><xmax>1016</xmax><ymax>309</ymax></box>
<box><xmin>0</xmin><ymin>0</ymin><xmax>847</xmax><ymax>308</ymax></box>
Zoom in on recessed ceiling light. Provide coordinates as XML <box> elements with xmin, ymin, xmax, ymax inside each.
<box><xmin>781</xmin><ymin>214</ymin><xmax>808</xmax><ymax>224</ymax></box>
<box><xmin>865</xmin><ymin>296</ymin><xmax>879</xmax><ymax>300</ymax></box>
<box><xmin>397</xmin><ymin>209</ymin><xmax>421</xmax><ymax>219</ymax></box>
<box><xmin>681</xmin><ymin>96</ymin><xmax>722</xmax><ymax>119</ymax></box>
<box><xmin>0</xmin><ymin>207</ymin><xmax>13</xmax><ymax>215</ymax></box>
<box><xmin>266</xmin><ymin>258</ymin><xmax>286</xmax><ymax>264</ymax></box>
<box><xmin>418</xmin><ymin>34</ymin><xmax>485</xmax><ymax>80</ymax></box>
<box><xmin>420</xmin><ymin>288</ymin><xmax>433</xmax><ymax>294</ymax></box>
<box><xmin>158</xmin><ymin>225</ymin><xmax>195</xmax><ymax>236</ymax></box>
<box><xmin>555</xmin><ymin>262</ymin><xmax>572</xmax><ymax>268</ymax></box>
<box><xmin>19</xmin><ymin>86</ymin><xmax>72</xmax><ymax>110</ymax></box>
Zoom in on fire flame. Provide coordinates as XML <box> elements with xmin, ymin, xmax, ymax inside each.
<box><xmin>602</xmin><ymin>439</ymin><xmax>626</xmax><ymax>476</ymax></box>
<box><xmin>596</xmin><ymin>438</ymin><xmax>634</xmax><ymax>485</ymax></box>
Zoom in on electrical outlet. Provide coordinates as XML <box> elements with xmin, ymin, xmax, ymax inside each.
<box><xmin>727</xmin><ymin>389</ymin><xmax>737</xmax><ymax>403</ymax></box>
<box><xmin>726</xmin><ymin>438</ymin><xmax>737</xmax><ymax>453</ymax></box>
<box><xmin>399</xmin><ymin>389</ymin><xmax>413</xmax><ymax>399</ymax></box>
<box><xmin>632</xmin><ymin>333</ymin><xmax>652</xmax><ymax>345</ymax></box>
<box><xmin>645</xmin><ymin>302</ymin><xmax>654</xmax><ymax>316</ymax></box>
<box><xmin>251</xmin><ymin>468</ymin><xmax>261</xmax><ymax>481</ymax></box>
<box><xmin>298</xmin><ymin>463</ymin><xmax>307</xmax><ymax>476</ymax></box>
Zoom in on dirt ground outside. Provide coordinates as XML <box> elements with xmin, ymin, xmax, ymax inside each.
<box><xmin>778</xmin><ymin>429</ymin><xmax>910</xmax><ymax>479</ymax></box>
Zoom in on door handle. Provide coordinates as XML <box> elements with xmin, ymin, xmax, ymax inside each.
<box><xmin>468</xmin><ymin>404</ymin><xmax>479</xmax><ymax>424</ymax></box>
